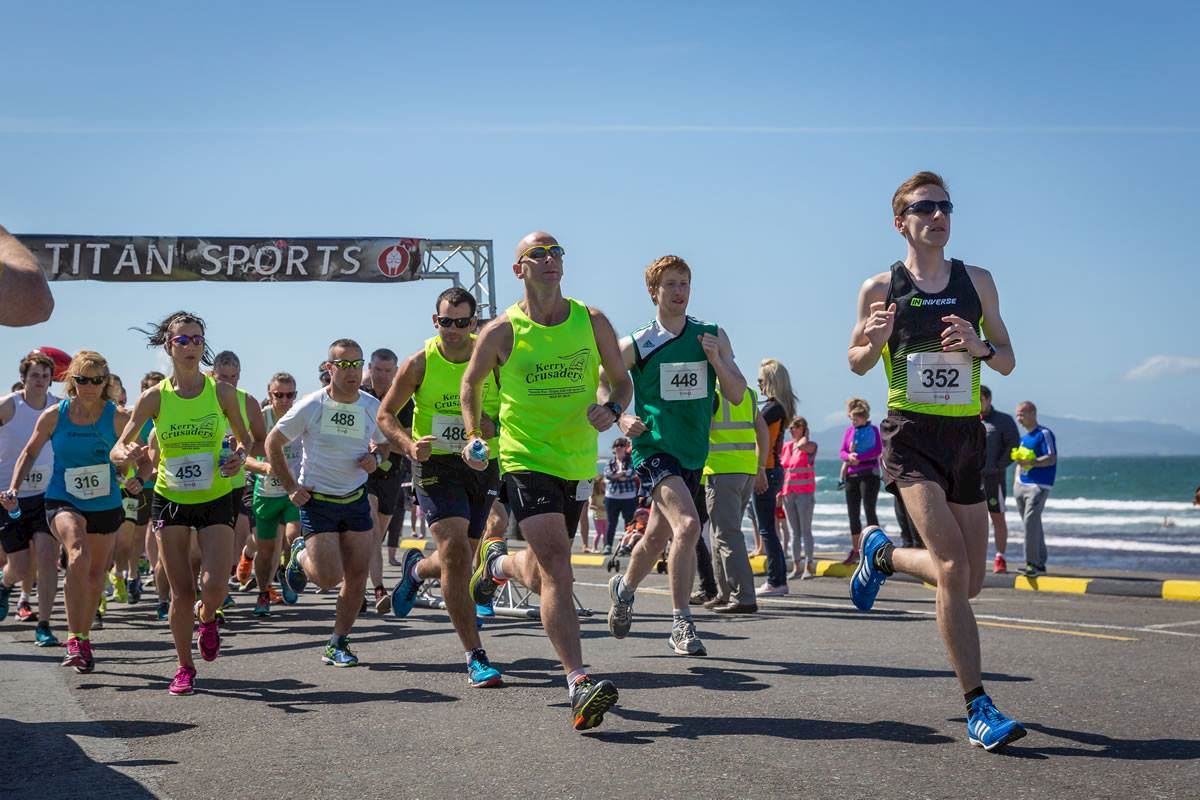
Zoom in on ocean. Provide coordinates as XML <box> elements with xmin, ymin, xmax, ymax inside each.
<box><xmin>793</xmin><ymin>456</ymin><xmax>1200</xmax><ymax>576</ymax></box>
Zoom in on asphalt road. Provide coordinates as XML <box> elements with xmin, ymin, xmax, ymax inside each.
<box><xmin>2</xmin><ymin>560</ymin><xmax>1199</xmax><ymax>800</ymax></box>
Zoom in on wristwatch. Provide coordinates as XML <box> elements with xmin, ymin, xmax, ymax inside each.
<box><xmin>603</xmin><ymin>401</ymin><xmax>623</xmax><ymax>420</ymax></box>
<box><xmin>980</xmin><ymin>341</ymin><xmax>996</xmax><ymax>361</ymax></box>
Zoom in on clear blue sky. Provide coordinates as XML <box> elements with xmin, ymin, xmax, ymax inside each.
<box><xmin>3</xmin><ymin>2</ymin><xmax>1198</xmax><ymax>433</ymax></box>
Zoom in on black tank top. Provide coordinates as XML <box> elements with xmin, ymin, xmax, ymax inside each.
<box><xmin>882</xmin><ymin>258</ymin><xmax>983</xmax><ymax>417</ymax></box>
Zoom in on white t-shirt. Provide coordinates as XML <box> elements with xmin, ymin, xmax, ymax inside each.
<box><xmin>274</xmin><ymin>388</ymin><xmax>386</xmax><ymax>496</ymax></box>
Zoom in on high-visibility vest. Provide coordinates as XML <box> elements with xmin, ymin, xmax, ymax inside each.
<box><xmin>703</xmin><ymin>387</ymin><xmax>758</xmax><ymax>477</ymax></box>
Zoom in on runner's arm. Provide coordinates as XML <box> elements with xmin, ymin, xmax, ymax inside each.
<box><xmin>461</xmin><ymin>316</ymin><xmax>511</xmax><ymax>436</ymax></box>
<box><xmin>244</xmin><ymin>393</ymin><xmax>268</xmax><ymax>459</ymax></box>
<box><xmin>710</xmin><ymin>327</ymin><xmax>747</xmax><ymax>401</ymax></box>
<box><xmin>848</xmin><ymin>272</ymin><xmax>893</xmax><ymax>375</ymax></box>
<box><xmin>265</xmin><ymin>425</ymin><xmax>300</xmax><ymax>494</ymax></box>
<box><xmin>591</xmin><ymin>308</ymin><xmax>633</xmax><ymax>414</ymax></box>
<box><xmin>378</xmin><ymin>350</ymin><xmax>424</xmax><ymax>456</ymax></box>
<box><xmin>0</xmin><ymin>394</ymin><xmax>15</xmax><ymax>427</ymax></box>
<box><xmin>0</xmin><ymin>225</ymin><xmax>53</xmax><ymax>326</ymax></box>
<box><xmin>111</xmin><ymin>386</ymin><xmax>161</xmax><ymax>468</ymax></box>
<box><xmin>215</xmin><ymin>381</ymin><xmax>252</xmax><ymax>454</ymax></box>
<box><xmin>967</xmin><ymin>265</ymin><xmax>1015</xmax><ymax>376</ymax></box>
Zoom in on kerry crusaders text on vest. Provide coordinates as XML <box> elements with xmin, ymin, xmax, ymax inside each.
<box><xmin>498</xmin><ymin>299</ymin><xmax>600</xmax><ymax>480</ymax></box>
<box><xmin>414</xmin><ymin>335</ymin><xmax>499</xmax><ymax>456</ymax></box>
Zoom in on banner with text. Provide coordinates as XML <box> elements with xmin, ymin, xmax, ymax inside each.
<box><xmin>20</xmin><ymin>236</ymin><xmax>424</xmax><ymax>283</ymax></box>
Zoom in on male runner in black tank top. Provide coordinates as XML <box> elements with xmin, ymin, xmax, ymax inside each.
<box><xmin>847</xmin><ymin>171</ymin><xmax>1025</xmax><ymax>751</ymax></box>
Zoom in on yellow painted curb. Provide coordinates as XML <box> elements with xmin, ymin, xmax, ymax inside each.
<box><xmin>1162</xmin><ymin>580</ymin><xmax>1200</xmax><ymax>602</ymax></box>
<box><xmin>398</xmin><ymin>538</ymin><xmax>431</xmax><ymax>552</ymax></box>
<box><xmin>571</xmin><ymin>554</ymin><xmax>607</xmax><ymax>568</ymax></box>
<box><xmin>1014</xmin><ymin>575</ymin><xmax>1091</xmax><ymax>595</ymax></box>
<box><xmin>816</xmin><ymin>560</ymin><xmax>856</xmax><ymax>579</ymax></box>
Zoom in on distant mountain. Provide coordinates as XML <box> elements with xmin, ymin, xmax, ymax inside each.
<box><xmin>812</xmin><ymin>415</ymin><xmax>1200</xmax><ymax>457</ymax></box>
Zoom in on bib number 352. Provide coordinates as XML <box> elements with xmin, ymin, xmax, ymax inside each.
<box><xmin>905</xmin><ymin>352</ymin><xmax>972</xmax><ymax>405</ymax></box>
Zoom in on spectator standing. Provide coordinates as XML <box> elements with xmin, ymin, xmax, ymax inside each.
<box><xmin>779</xmin><ymin>416</ymin><xmax>818</xmax><ymax>579</ymax></box>
<box><xmin>839</xmin><ymin>397</ymin><xmax>882</xmax><ymax>564</ymax></box>
<box><xmin>753</xmin><ymin>359</ymin><xmax>797</xmax><ymax>596</ymax></box>
<box><xmin>980</xmin><ymin>385</ymin><xmax>1020</xmax><ymax>573</ymax></box>
<box><xmin>602</xmin><ymin>438</ymin><xmax>638</xmax><ymax>555</ymax></box>
<box><xmin>589</xmin><ymin>476</ymin><xmax>607</xmax><ymax>552</ymax></box>
<box><xmin>1013</xmin><ymin>401</ymin><xmax>1057</xmax><ymax>576</ymax></box>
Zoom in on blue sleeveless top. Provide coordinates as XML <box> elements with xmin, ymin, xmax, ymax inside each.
<box><xmin>45</xmin><ymin>399</ymin><xmax>122</xmax><ymax>511</ymax></box>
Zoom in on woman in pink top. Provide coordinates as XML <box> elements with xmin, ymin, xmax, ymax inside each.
<box><xmin>779</xmin><ymin>416</ymin><xmax>818</xmax><ymax>579</ymax></box>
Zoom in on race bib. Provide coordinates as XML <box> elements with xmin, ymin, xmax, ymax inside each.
<box><xmin>906</xmin><ymin>352</ymin><xmax>972</xmax><ymax>405</ymax></box>
<box><xmin>163</xmin><ymin>453</ymin><xmax>214</xmax><ymax>493</ymax></box>
<box><xmin>431</xmin><ymin>414</ymin><xmax>468</xmax><ymax>452</ymax></box>
<box><xmin>65</xmin><ymin>464</ymin><xmax>111</xmax><ymax>500</ymax></box>
<box><xmin>575</xmin><ymin>479</ymin><xmax>593</xmax><ymax>502</ymax></box>
<box><xmin>122</xmin><ymin>495</ymin><xmax>139</xmax><ymax>518</ymax></box>
<box><xmin>660</xmin><ymin>361</ymin><xmax>707</xmax><ymax>401</ymax></box>
<box><xmin>23</xmin><ymin>468</ymin><xmax>48</xmax><ymax>494</ymax></box>
<box><xmin>320</xmin><ymin>402</ymin><xmax>364</xmax><ymax>439</ymax></box>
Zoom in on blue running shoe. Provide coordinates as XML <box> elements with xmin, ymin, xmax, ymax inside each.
<box><xmin>470</xmin><ymin>537</ymin><xmax>508</xmax><ymax>606</ymax></box>
<box><xmin>466</xmin><ymin>648</ymin><xmax>503</xmax><ymax>688</ymax></box>
<box><xmin>321</xmin><ymin>636</ymin><xmax>358</xmax><ymax>667</ymax></box>
<box><xmin>0</xmin><ymin>583</ymin><xmax>12</xmax><ymax>622</ymax></box>
<box><xmin>277</xmin><ymin>568</ymin><xmax>299</xmax><ymax>605</ymax></box>
<box><xmin>850</xmin><ymin>526</ymin><xmax>892</xmax><ymax>611</ymax></box>
<box><xmin>476</xmin><ymin>601</ymin><xmax>495</xmax><ymax>618</ymax></box>
<box><xmin>285</xmin><ymin>538</ymin><xmax>308</xmax><ymax>595</ymax></box>
<box><xmin>390</xmin><ymin>549</ymin><xmax>424</xmax><ymax>618</ymax></box>
<box><xmin>967</xmin><ymin>695</ymin><xmax>1027</xmax><ymax>751</ymax></box>
<box><xmin>34</xmin><ymin>622</ymin><xmax>59</xmax><ymax>647</ymax></box>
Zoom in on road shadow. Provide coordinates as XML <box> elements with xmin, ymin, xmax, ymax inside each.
<box><xmin>76</xmin><ymin>672</ymin><xmax>456</xmax><ymax>713</ymax></box>
<box><xmin>971</xmin><ymin>720</ymin><xmax>1200</xmax><ymax>761</ymax></box>
<box><xmin>588</xmin><ymin>707</ymin><xmax>954</xmax><ymax>745</ymax></box>
<box><xmin>605</xmin><ymin>664</ymin><xmax>769</xmax><ymax>692</ymax></box>
<box><xmin>0</xmin><ymin>718</ymin><xmax>191</xmax><ymax>797</ymax></box>
<box><xmin>676</xmin><ymin>654</ymin><xmax>1032</xmax><ymax>684</ymax></box>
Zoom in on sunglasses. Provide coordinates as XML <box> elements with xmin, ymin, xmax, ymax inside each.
<box><xmin>271</xmin><ymin>391</ymin><xmax>297</xmax><ymax>399</ymax></box>
<box><xmin>900</xmin><ymin>199</ymin><xmax>954</xmax><ymax>217</ymax></box>
<box><xmin>436</xmin><ymin>316</ymin><xmax>475</xmax><ymax>329</ymax></box>
<box><xmin>73</xmin><ymin>374</ymin><xmax>108</xmax><ymax>386</ymax></box>
<box><xmin>329</xmin><ymin>359</ymin><xmax>365</xmax><ymax>370</ymax></box>
<box><xmin>170</xmin><ymin>334</ymin><xmax>206</xmax><ymax>347</ymax></box>
<box><xmin>519</xmin><ymin>244</ymin><xmax>565</xmax><ymax>261</ymax></box>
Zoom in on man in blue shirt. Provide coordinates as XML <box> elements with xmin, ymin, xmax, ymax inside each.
<box><xmin>1013</xmin><ymin>401</ymin><xmax>1056</xmax><ymax>576</ymax></box>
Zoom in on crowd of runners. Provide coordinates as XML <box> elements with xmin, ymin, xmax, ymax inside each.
<box><xmin>0</xmin><ymin>171</ymin><xmax>1028</xmax><ymax>749</ymax></box>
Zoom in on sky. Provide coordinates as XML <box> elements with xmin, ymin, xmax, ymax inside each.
<box><xmin>3</xmin><ymin>1</ymin><xmax>1199</xmax><ymax>434</ymax></box>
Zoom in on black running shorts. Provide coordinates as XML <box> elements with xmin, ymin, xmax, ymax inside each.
<box><xmin>880</xmin><ymin>410</ymin><xmax>985</xmax><ymax>506</ymax></box>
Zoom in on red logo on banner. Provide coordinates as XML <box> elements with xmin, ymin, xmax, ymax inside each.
<box><xmin>378</xmin><ymin>239</ymin><xmax>420</xmax><ymax>278</ymax></box>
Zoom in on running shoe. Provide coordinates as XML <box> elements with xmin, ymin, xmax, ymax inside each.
<box><xmin>253</xmin><ymin>592</ymin><xmax>270</xmax><ymax>618</ymax></box>
<box><xmin>214</xmin><ymin>607</ymin><xmax>226</xmax><ymax>627</ymax></box>
<box><xmin>607</xmin><ymin>574</ymin><xmax>634</xmax><ymax>639</ymax></box>
<box><xmin>93</xmin><ymin>610</ymin><xmax>104</xmax><ymax>630</ymax></box>
<box><xmin>689</xmin><ymin>589</ymin><xmax>716</xmax><ymax>606</ymax></box>
<box><xmin>156</xmin><ymin>601</ymin><xmax>170</xmax><ymax>621</ymax></box>
<box><xmin>475</xmin><ymin>601</ymin><xmax>495</xmax><ymax>618</ymax></box>
<box><xmin>570</xmin><ymin>676</ymin><xmax>619</xmax><ymax>731</ymax></box>
<box><xmin>61</xmin><ymin>637</ymin><xmax>85</xmax><ymax>669</ymax></box>
<box><xmin>16</xmin><ymin>599</ymin><xmax>34</xmax><ymax>621</ymax></box>
<box><xmin>221</xmin><ymin>593</ymin><xmax>235</xmax><ymax>609</ymax></box>
<box><xmin>850</xmin><ymin>526</ymin><xmax>891</xmax><ymax>611</ymax></box>
<box><xmin>98</xmin><ymin>594</ymin><xmax>107</xmax><ymax>617</ymax></box>
<box><xmin>198</xmin><ymin>618</ymin><xmax>221</xmax><ymax>661</ymax></box>
<box><xmin>390</xmin><ymin>549</ymin><xmax>424</xmax><ymax>618</ymax></box>
<box><xmin>374</xmin><ymin>585</ymin><xmax>392</xmax><ymax>615</ymax></box>
<box><xmin>755</xmin><ymin>582</ymin><xmax>788</xmax><ymax>597</ymax></box>
<box><xmin>967</xmin><ymin>694</ymin><xmax>1027</xmax><ymax>751</ymax></box>
<box><xmin>138</xmin><ymin>556</ymin><xmax>151</xmax><ymax>576</ymax></box>
<box><xmin>285</xmin><ymin>538</ymin><xmax>308</xmax><ymax>594</ymax></box>
<box><xmin>111</xmin><ymin>573</ymin><xmax>128</xmax><ymax>603</ymax></box>
<box><xmin>235</xmin><ymin>553</ymin><xmax>253</xmax><ymax>587</ymax></box>
<box><xmin>466</xmin><ymin>648</ymin><xmax>503</xmax><ymax>688</ymax></box>
<box><xmin>0</xmin><ymin>584</ymin><xmax>12</xmax><ymax>621</ymax></box>
<box><xmin>277</xmin><ymin>568</ymin><xmax>299</xmax><ymax>605</ymax></box>
<box><xmin>169</xmin><ymin>665</ymin><xmax>196</xmax><ymax>696</ymax></box>
<box><xmin>841</xmin><ymin>549</ymin><xmax>860</xmax><ymax>566</ymax></box>
<box><xmin>34</xmin><ymin>622</ymin><xmax>58</xmax><ymax>647</ymax></box>
<box><xmin>322</xmin><ymin>637</ymin><xmax>358</xmax><ymax>667</ymax></box>
<box><xmin>668</xmin><ymin>617</ymin><xmax>707</xmax><ymax>656</ymax></box>
<box><xmin>469</xmin><ymin>537</ymin><xmax>508</xmax><ymax>606</ymax></box>
<box><xmin>1018</xmin><ymin>563</ymin><xmax>1045</xmax><ymax>578</ymax></box>
<box><xmin>75</xmin><ymin>639</ymin><xmax>94</xmax><ymax>674</ymax></box>
<box><xmin>128</xmin><ymin>575</ymin><xmax>143</xmax><ymax>604</ymax></box>
<box><xmin>267</xmin><ymin>586</ymin><xmax>284</xmax><ymax>605</ymax></box>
